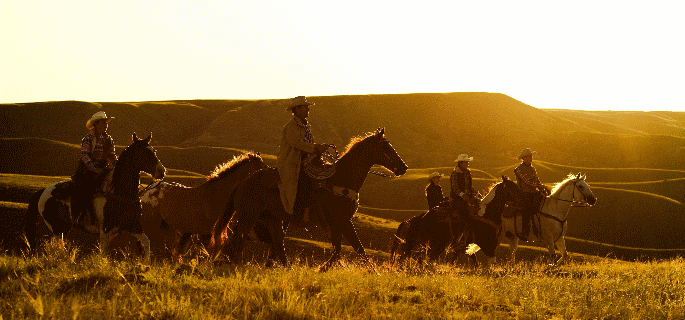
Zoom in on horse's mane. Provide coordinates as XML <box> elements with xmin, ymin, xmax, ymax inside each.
<box><xmin>207</xmin><ymin>151</ymin><xmax>262</xmax><ymax>182</ymax></box>
<box><xmin>550</xmin><ymin>173</ymin><xmax>581</xmax><ymax>196</ymax></box>
<box><xmin>341</xmin><ymin>131</ymin><xmax>378</xmax><ymax>157</ymax></box>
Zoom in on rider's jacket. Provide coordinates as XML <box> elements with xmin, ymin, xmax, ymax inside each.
<box><xmin>514</xmin><ymin>162</ymin><xmax>544</xmax><ymax>194</ymax></box>
<box><xmin>450</xmin><ymin>166</ymin><xmax>475</xmax><ymax>203</ymax></box>
<box><xmin>80</xmin><ymin>133</ymin><xmax>116</xmax><ymax>172</ymax></box>
<box><xmin>277</xmin><ymin>116</ymin><xmax>317</xmax><ymax>214</ymax></box>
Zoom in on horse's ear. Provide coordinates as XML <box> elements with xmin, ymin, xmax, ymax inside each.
<box><xmin>377</xmin><ymin>127</ymin><xmax>385</xmax><ymax>136</ymax></box>
<box><xmin>143</xmin><ymin>133</ymin><xmax>152</xmax><ymax>144</ymax></box>
<box><xmin>576</xmin><ymin>172</ymin><xmax>582</xmax><ymax>179</ymax></box>
<box><xmin>132</xmin><ymin>132</ymin><xmax>139</xmax><ymax>142</ymax></box>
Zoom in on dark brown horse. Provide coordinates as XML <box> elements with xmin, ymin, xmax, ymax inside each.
<box><xmin>389</xmin><ymin>176</ymin><xmax>519</xmax><ymax>267</ymax></box>
<box><xmin>215</xmin><ymin>128</ymin><xmax>408</xmax><ymax>271</ymax></box>
<box><xmin>139</xmin><ymin>152</ymin><xmax>267</xmax><ymax>261</ymax></box>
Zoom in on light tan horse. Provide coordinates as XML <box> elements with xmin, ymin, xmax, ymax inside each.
<box><xmin>139</xmin><ymin>151</ymin><xmax>267</xmax><ymax>261</ymax></box>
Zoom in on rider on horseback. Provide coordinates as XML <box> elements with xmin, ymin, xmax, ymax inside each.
<box><xmin>71</xmin><ymin>111</ymin><xmax>117</xmax><ymax>226</ymax></box>
<box><xmin>278</xmin><ymin>96</ymin><xmax>330</xmax><ymax>228</ymax></box>
<box><xmin>449</xmin><ymin>154</ymin><xmax>480</xmax><ymax>239</ymax></box>
<box><xmin>425</xmin><ymin>172</ymin><xmax>447</xmax><ymax>210</ymax></box>
<box><xmin>513</xmin><ymin>148</ymin><xmax>550</xmax><ymax>240</ymax></box>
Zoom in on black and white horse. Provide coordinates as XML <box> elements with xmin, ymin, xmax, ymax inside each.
<box><xmin>25</xmin><ymin>133</ymin><xmax>165</xmax><ymax>257</ymax></box>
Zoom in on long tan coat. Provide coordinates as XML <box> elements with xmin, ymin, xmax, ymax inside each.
<box><xmin>278</xmin><ymin>117</ymin><xmax>316</xmax><ymax>214</ymax></box>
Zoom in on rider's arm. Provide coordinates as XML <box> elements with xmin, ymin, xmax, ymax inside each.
<box><xmin>284</xmin><ymin>121</ymin><xmax>316</xmax><ymax>154</ymax></box>
<box><xmin>515</xmin><ymin>167</ymin><xmax>545</xmax><ymax>189</ymax></box>
<box><xmin>80</xmin><ymin>135</ymin><xmax>98</xmax><ymax>172</ymax></box>
<box><xmin>106</xmin><ymin>137</ymin><xmax>117</xmax><ymax>167</ymax></box>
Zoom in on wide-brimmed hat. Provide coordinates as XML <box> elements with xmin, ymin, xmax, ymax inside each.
<box><xmin>518</xmin><ymin>148</ymin><xmax>537</xmax><ymax>159</ymax></box>
<box><xmin>285</xmin><ymin>96</ymin><xmax>315</xmax><ymax>111</ymax></box>
<box><xmin>428</xmin><ymin>172</ymin><xmax>443</xmax><ymax>180</ymax></box>
<box><xmin>455</xmin><ymin>154</ymin><xmax>473</xmax><ymax>162</ymax></box>
<box><xmin>86</xmin><ymin>111</ymin><xmax>114</xmax><ymax>130</ymax></box>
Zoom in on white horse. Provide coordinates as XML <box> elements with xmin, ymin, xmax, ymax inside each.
<box><xmin>500</xmin><ymin>173</ymin><xmax>596</xmax><ymax>265</ymax></box>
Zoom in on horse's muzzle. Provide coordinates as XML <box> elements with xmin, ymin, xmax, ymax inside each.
<box><xmin>587</xmin><ymin>194</ymin><xmax>597</xmax><ymax>206</ymax></box>
<box><xmin>393</xmin><ymin>164</ymin><xmax>408</xmax><ymax>176</ymax></box>
<box><xmin>153</xmin><ymin>161</ymin><xmax>166</xmax><ymax>179</ymax></box>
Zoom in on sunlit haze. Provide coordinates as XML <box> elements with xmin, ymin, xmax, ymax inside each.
<box><xmin>1</xmin><ymin>1</ymin><xmax>683</xmax><ymax>112</ymax></box>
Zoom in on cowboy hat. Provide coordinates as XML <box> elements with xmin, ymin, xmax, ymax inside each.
<box><xmin>86</xmin><ymin>111</ymin><xmax>114</xmax><ymax>130</ymax></box>
<box><xmin>455</xmin><ymin>154</ymin><xmax>473</xmax><ymax>162</ymax></box>
<box><xmin>428</xmin><ymin>172</ymin><xmax>443</xmax><ymax>180</ymax></box>
<box><xmin>518</xmin><ymin>148</ymin><xmax>537</xmax><ymax>159</ymax></box>
<box><xmin>285</xmin><ymin>96</ymin><xmax>315</xmax><ymax>111</ymax></box>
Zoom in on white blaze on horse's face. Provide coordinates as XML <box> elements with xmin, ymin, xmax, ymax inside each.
<box><xmin>574</xmin><ymin>179</ymin><xmax>597</xmax><ymax>206</ymax></box>
<box><xmin>147</xmin><ymin>145</ymin><xmax>166</xmax><ymax>179</ymax></box>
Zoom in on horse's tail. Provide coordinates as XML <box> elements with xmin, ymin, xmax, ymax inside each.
<box><xmin>388</xmin><ymin>220</ymin><xmax>410</xmax><ymax>264</ymax></box>
<box><xmin>25</xmin><ymin>188</ymin><xmax>44</xmax><ymax>255</ymax></box>
<box><xmin>465</xmin><ymin>243</ymin><xmax>481</xmax><ymax>255</ymax></box>
<box><xmin>210</xmin><ymin>185</ymin><xmax>239</xmax><ymax>252</ymax></box>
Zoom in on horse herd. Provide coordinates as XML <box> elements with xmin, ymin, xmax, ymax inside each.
<box><xmin>24</xmin><ymin>128</ymin><xmax>597</xmax><ymax>270</ymax></box>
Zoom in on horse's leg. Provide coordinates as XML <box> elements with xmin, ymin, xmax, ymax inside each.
<box><xmin>319</xmin><ymin>226</ymin><xmax>343</xmax><ymax>272</ymax></box>
<box><xmin>554</xmin><ymin>237</ymin><xmax>568</xmax><ymax>265</ymax></box>
<box><xmin>25</xmin><ymin>189</ymin><xmax>45</xmax><ymax>255</ymax></box>
<box><xmin>266</xmin><ymin>217</ymin><xmax>288</xmax><ymax>268</ymax></box>
<box><xmin>339</xmin><ymin>219</ymin><xmax>377</xmax><ymax>273</ymax></box>
<box><xmin>173</xmin><ymin>232</ymin><xmax>193</xmax><ymax>263</ymax></box>
<box><xmin>131</xmin><ymin>232</ymin><xmax>151</xmax><ymax>260</ymax></box>
<box><xmin>505</xmin><ymin>233</ymin><xmax>519</xmax><ymax>263</ymax></box>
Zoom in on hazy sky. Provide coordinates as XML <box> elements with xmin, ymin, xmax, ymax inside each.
<box><xmin>1</xmin><ymin>1</ymin><xmax>683</xmax><ymax>111</ymax></box>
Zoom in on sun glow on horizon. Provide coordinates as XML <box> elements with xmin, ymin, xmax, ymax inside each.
<box><xmin>1</xmin><ymin>1</ymin><xmax>683</xmax><ymax>112</ymax></box>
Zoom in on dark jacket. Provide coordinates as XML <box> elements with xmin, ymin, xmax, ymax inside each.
<box><xmin>425</xmin><ymin>183</ymin><xmax>445</xmax><ymax>210</ymax></box>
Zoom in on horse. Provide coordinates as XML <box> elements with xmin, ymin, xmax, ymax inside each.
<box><xmin>389</xmin><ymin>176</ymin><xmax>518</xmax><ymax>267</ymax></box>
<box><xmin>388</xmin><ymin>207</ymin><xmax>453</xmax><ymax>266</ymax></box>
<box><xmin>24</xmin><ymin>133</ymin><xmax>166</xmax><ymax>258</ymax></box>
<box><xmin>139</xmin><ymin>151</ymin><xmax>267</xmax><ymax>261</ymax></box>
<box><xmin>216</xmin><ymin>128</ymin><xmax>408</xmax><ymax>271</ymax></box>
<box><xmin>499</xmin><ymin>173</ymin><xmax>597</xmax><ymax>265</ymax></box>
<box><xmin>460</xmin><ymin>176</ymin><xmax>521</xmax><ymax>266</ymax></box>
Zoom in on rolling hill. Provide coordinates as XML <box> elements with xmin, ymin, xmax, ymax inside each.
<box><xmin>1</xmin><ymin>93</ymin><xmax>684</xmax><ymax>256</ymax></box>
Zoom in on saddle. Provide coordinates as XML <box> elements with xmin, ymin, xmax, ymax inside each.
<box><xmin>303</xmin><ymin>150</ymin><xmax>337</xmax><ymax>180</ymax></box>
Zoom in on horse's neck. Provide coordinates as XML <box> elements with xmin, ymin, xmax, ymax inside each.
<box><xmin>542</xmin><ymin>183</ymin><xmax>574</xmax><ymax>219</ymax></box>
<box><xmin>330</xmin><ymin>148</ymin><xmax>372</xmax><ymax>192</ymax></box>
<box><xmin>111</xmin><ymin>165</ymin><xmax>140</xmax><ymax>197</ymax></box>
<box><xmin>480</xmin><ymin>186</ymin><xmax>498</xmax><ymax>206</ymax></box>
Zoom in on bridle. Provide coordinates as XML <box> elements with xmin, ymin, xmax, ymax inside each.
<box><xmin>369</xmin><ymin>140</ymin><xmax>402</xmax><ymax>178</ymax></box>
<box><xmin>326</xmin><ymin>141</ymin><xmax>401</xmax><ymax>179</ymax></box>
<box><xmin>549</xmin><ymin>179</ymin><xmax>592</xmax><ymax>208</ymax></box>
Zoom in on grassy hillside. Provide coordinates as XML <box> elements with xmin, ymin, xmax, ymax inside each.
<box><xmin>3</xmin><ymin>93</ymin><xmax>684</xmax><ymax>169</ymax></box>
<box><xmin>1</xmin><ymin>93</ymin><xmax>684</xmax><ymax>256</ymax></box>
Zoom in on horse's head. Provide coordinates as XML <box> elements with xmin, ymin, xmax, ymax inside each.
<box><xmin>368</xmin><ymin>128</ymin><xmax>408</xmax><ymax>176</ymax></box>
<box><xmin>120</xmin><ymin>133</ymin><xmax>166</xmax><ymax>180</ymax></box>
<box><xmin>571</xmin><ymin>173</ymin><xmax>597</xmax><ymax>206</ymax></box>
